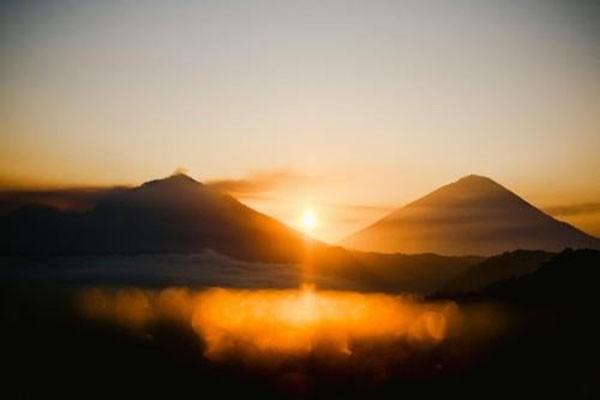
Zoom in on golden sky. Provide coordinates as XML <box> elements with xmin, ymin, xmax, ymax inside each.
<box><xmin>1</xmin><ymin>0</ymin><xmax>599</xmax><ymax>241</ymax></box>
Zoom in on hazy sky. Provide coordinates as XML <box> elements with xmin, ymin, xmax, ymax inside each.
<box><xmin>1</xmin><ymin>0</ymin><xmax>599</xmax><ymax>240</ymax></box>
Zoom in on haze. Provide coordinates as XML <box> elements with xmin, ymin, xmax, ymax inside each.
<box><xmin>1</xmin><ymin>0</ymin><xmax>599</xmax><ymax>240</ymax></box>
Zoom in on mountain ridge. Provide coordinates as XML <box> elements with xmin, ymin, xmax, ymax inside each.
<box><xmin>0</xmin><ymin>173</ymin><xmax>483</xmax><ymax>293</ymax></box>
<box><xmin>342</xmin><ymin>175</ymin><xmax>600</xmax><ymax>256</ymax></box>
<box><xmin>1</xmin><ymin>173</ymin><xmax>309</xmax><ymax>262</ymax></box>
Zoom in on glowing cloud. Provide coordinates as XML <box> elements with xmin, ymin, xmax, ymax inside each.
<box><xmin>78</xmin><ymin>286</ymin><xmax>464</xmax><ymax>361</ymax></box>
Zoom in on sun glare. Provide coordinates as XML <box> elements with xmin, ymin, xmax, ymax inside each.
<box><xmin>79</xmin><ymin>286</ymin><xmax>460</xmax><ymax>360</ymax></box>
<box><xmin>301</xmin><ymin>209</ymin><xmax>318</xmax><ymax>232</ymax></box>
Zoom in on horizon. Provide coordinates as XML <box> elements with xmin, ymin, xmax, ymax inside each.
<box><xmin>1</xmin><ymin>0</ymin><xmax>600</xmax><ymax>241</ymax></box>
<box><xmin>1</xmin><ymin>170</ymin><xmax>598</xmax><ymax>243</ymax></box>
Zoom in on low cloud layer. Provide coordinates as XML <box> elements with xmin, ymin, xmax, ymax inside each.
<box><xmin>544</xmin><ymin>202</ymin><xmax>600</xmax><ymax>217</ymax></box>
<box><xmin>206</xmin><ymin>169</ymin><xmax>323</xmax><ymax>197</ymax></box>
<box><xmin>0</xmin><ymin>251</ymin><xmax>302</xmax><ymax>288</ymax></box>
<box><xmin>0</xmin><ymin>187</ymin><xmax>125</xmax><ymax>214</ymax></box>
<box><xmin>0</xmin><ymin>169</ymin><xmax>322</xmax><ymax>213</ymax></box>
<box><xmin>78</xmin><ymin>286</ymin><xmax>470</xmax><ymax>362</ymax></box>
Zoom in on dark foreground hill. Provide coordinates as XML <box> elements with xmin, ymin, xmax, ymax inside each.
<box><xmin>440</xmin><ymin>249</ymin><xmax>554</xmax><ymax>295</ymax></box>
<box><xmin>342</xmin><ymin>175</ymin><xmax>600</xmax><ymax>256</ymax></box>
<box><xmin>477</xmin><ymin>248</ymin><xmax>600</xmax><ymax>305</ymax></box>
<box><xmin>3</xmin><ymin>249</ymin><xmax>599</xmax><ymax>400</ymax></box>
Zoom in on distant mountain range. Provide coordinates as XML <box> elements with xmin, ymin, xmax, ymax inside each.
<box><xmin>469</xmin><ymin>248</ymin><xmax>600</xmax><ymax>306</ymax></box>
<box><xmin>2</xmin><ymin>173</ymin><xmax>599</xmax><ymax>293</ymax></box>
<box><xmin>341</xmin><ymin>175</ymin><xmax>600</xmax><ymax>256</ymax></box>
<box><xmin>0</xmin><ymin>173</ymin><xmax>480</xmax><ymax>292</ymax></box>
<box><xmin>439</xmin><ymin>249</ymin><xmax>554</xmax><ymax>295</ymax></box>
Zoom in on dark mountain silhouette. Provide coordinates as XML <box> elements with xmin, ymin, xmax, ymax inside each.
<box><xmin>0</xmin><ymin>173</ymin><xmax>479</xmax><ymax>293</ymax></box>
<box><xmin>341</xmin><ymin>175</ymin><xmax>600</xmax><ymax>256</ymax></box>
<box><xmin>348</xmin><ymin>251</ymin><xmax>482</xmax><ymax>293</ymax></box>
<box><xmin>438</xmin><ymin>248</ymin><xmax>600</xmax><ymax>400</ymax></box>
<box><xmin>476</xmin><ymin>248</ymin><xmax>600</xmax><ymax>305</ymax></box>
<box><xmin>439</xmin><ymin>249</ymin><xmax>554</xmax><ymax>295</ymax></box>
<box><xmin>0</xmin><ymin>174</ymin><xmax>310</xmax><ymax>262</ymax></box>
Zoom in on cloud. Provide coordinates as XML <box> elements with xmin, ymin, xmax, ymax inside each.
<box><xmin>172</xmin><ymin>166</ymin><xmax>189</xmax><ymax>175</ymax></box>
<box><xmin>544</xmin><ymin>202</ymin><xmax>600</xmax><ymax>217</ymax></box>
<box><xmin>78</xmin><ymin>285</ymin><xmax>463</xmax><ymax>362</ymax></box>
<box><xmin>318</xmin><ymin>203</ymin><xmax>394</xmax><ymax>226</ymax></box>
<box><xmin>333</xmin><ymin>203</ymin><xmax>395</xmax><ymax>214</ymax></box>
<box><xmin>206</xmin><ymin>169</ymin><xmax>322</xmax><ymax>197</ymax></box>
<box><xmin>0</xmin><ymin>187</ymin><xmax>125</xmax><ymax>214</ymax></box>
<box><xmin>0</xmin><ymin>169</ymin><xmax>324</xmax><ymax>213</ymax></box>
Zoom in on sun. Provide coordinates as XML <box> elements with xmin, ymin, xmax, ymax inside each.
<box><xmin>301</xmin><ymin>209</ymin><xmax>318</xmax><ymax>232</ymax></box>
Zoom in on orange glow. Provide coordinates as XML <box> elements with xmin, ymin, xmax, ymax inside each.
<box><xmin>192</xmin><ymin>285</ymin><xmax>457</xmax><ymax>359</ymax></box>
<box><xmin>78</xmin><ymin>286</ymin><xmax>462</xmax><ymax>360</ymax></box>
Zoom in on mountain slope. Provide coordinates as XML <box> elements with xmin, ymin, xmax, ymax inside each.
<box><xmin>0</xmin><ymin>174</ymin><xmax>310</xmax><ymax>262</ymax></box>
<box><xmin>348</xmin><ymin>251</ymin><xmax>482</xmax><ymax>293</ymax></box>
<box><xmin>439</xmin><ymin>250</ymin><xmax>554</xmax><ymax>295</ymax></box>
<box><xmin>341</xmin><ymin>175</ymin><xmax>600</xmax><ymax>256</ymax></box>
<box><xmin>0</xmin><ymin>173</ymin><xmax>481</xmax><ymax>293</ymax></box>
<box><xmin>477</xmin><ymin>248</ymin><xmax>600</xmax><ymax>305</ymax></box>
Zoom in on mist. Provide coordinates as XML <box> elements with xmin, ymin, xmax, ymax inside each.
<box><xmin>77</xmin><ymin>285</ymin><xmax>507</xmax><ymax>365</ymax></box>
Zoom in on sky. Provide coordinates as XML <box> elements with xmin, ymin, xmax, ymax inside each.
<box><xmin>1</xmin><ymin>0</ymin><xmax>599</xmax><ymax>241</ymax></box>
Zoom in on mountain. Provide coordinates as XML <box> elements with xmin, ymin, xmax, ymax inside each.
<box><xmin>439</xmin><ymin>249</ymin><xmax>554</xmax><ymax>295</ymax></box>
<box><xmin>0</xmin><ymin>173</ymin><xmax>482</xmax><ymax>293</ymax></box>
<box><xmin>0</xmin><ymin>173</ymin><xmax>309</xmax><ymax>262</ymax></box>
<box><xmin>341</xmin><ymin>175</ymin><xmax>600</xmax><ymax>256</ymax></box>
<box><xmin>347</xmin><ymin>251</ymin><xmax>482</xmax><ymax>293</ymax></box>
<box><xmin>476</xmin><ymin>248</ymin><xmax>600</xmax><ymax>305</ymax></box>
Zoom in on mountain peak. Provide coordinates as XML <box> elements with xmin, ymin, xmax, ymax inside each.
<box><xmin>141</xmin><ymin>173</ymin><xmax>201</xmax><ymax>189</ymax></box>
<box><xmin>342</xmin><ymin>175</ymin><xmax>600</xmax><ymax>256</ymax></box>
<box><xmin>456</xmin><ymin>174</ymin><xmax>496</xmax><ymax>184</ymax></box>
<box><xmin>452</xmin><ymin>174</ymin><xmax>504</xmax><ymax>190</ymax></box>
<box><xmin>423</xmin><ymin>175</ymin><xmax>508</xmax><ymax>201</ymax></box>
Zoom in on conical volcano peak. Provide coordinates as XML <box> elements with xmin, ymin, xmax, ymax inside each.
<box><xmin>342</xmin><ymin>175</ymin><xmax>600</xmax><ymax>256</ymax></box>
<box><xmin>456</xmin><ymin>174</ymin><xmax>498</xmax><ymax>185</ymax></box>
<box><xmin>141</xmin><ymin>173</ymin><xmax>201</xmax><ymax>189</ymax></box>
<box><xmin>449</xmin><ymin>174</ymin><xmax>506</xmax><ymax>192</ymax></box>
<box><xmin>411</xmin><ymin>174</ymin><xmax>514</xmax><ymax>209</ymax></box>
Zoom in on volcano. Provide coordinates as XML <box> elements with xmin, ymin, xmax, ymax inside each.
<box><xmin>0</xmin><ymin>173</ymin><xmax>310</xmax><ymax>262</ymax></box>
<box><xmin>1</xmin><ymin>173</ymin><xmax>482</xmax><ymax>292</ymax></box>
<box><xmin>341</xmin><ymin>175</ymin><xmax>600</xmax><ymax>256</ymax></box>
